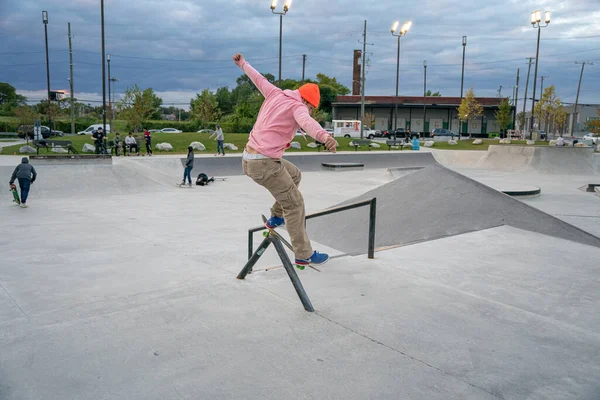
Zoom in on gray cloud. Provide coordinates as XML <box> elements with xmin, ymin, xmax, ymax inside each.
<box><xmin>1</xmin><ymin>0</ymin><xmax>599</xmax><ymax>107</ymax></box>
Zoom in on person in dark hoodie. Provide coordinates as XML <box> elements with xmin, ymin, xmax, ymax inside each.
<box><xmin>9</xmin><ymin>157</ymin><xmax>37</xmax><ymax>208</ymax></box>
<box><xmin>181</xmin><ymin>146</ymin><xmax>194</xmax><ymax>187</ymax></box>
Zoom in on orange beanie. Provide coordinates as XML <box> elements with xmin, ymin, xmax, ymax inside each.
<box><xmin>298</xmin><ymin>83</ymin><xmax>320</xmax><ymax>108</ymax></box>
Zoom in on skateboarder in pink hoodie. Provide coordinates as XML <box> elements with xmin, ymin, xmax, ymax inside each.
<box><xmin>234</xmin><ymin>53</ymin><xmax>337</xmax><ymax>267</ymax></box>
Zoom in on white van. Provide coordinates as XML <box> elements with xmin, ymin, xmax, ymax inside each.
<box><xmin>332</xmin><ymin>120</ymin><xmax>362</xmax><ymax>138</ymax></box>
<box><xmin>77</xmin><ymin>124</ymin><xmax>112</xmax><ymax>135</ymax></box>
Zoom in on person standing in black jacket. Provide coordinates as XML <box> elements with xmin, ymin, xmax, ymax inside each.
<box><xmin>180</xmin><ymin>146</ymin><xmax>194</xmax><ymax>187</ymax></box>
<box><xmin>9</xmin><ymin>157</ymin><xmax>37</xmax><ymax>208</ymax></box>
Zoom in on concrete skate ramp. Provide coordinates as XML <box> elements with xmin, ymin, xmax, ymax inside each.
<box><xmin>129</xmin><ymin>152</ymin><xmax>436</xmax><ymax>176</ymax></box>
<box><xmin>478</xmin><ymin>145</ymin><xmax>597</xmax><ymax>174</ymax></box>
<box><xmin>308</xmin><ymin>164</ymin><xmax>600</xmax><ymax>255</ymax></box>
<box><xmin>0</xmin><ymin>162</ymin><xmax>170</xmax><ymax>200</ymax></box>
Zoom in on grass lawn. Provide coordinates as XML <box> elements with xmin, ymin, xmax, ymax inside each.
<box><xmin>432</xmin><ymin>139</ymin><xmax>549</xmax><ymax>151</ymax></box>
<box><xmin>0</xmin><ymin>133</ymin><xmax>355</xmax><ymax>155</ymax></box>
<box><xmin>0</xmin><ymin>133</ymin><xmax>554</xmax><ymax>156</ymax></box>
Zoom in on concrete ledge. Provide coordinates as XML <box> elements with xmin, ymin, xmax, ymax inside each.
<box><xmin>498</xmin><ymin>184</ymin><xmax>542</xmax><ymax>197</ymax></box>
<box><xmin>30</xmin><ymin>155</ymin><xmax>113</xmax><ymax>165</ymax></box>
<box><xmin>321</xmin><ymin>162</ymin><xmax>364</xmax><ymax>171</ymax></box>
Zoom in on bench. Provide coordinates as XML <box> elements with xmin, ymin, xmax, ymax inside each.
<box><xmin>351</xmin><ymin>139</ymin><xmax>372</xmax><ymax>151</ymax></box>
<box><xmin>386</xmin><ymin>140</ymin><xmax>403</xmax><ymax>150</ymax></box>
<box><xmin>33</xmin><ymin>139</ymin><xmax>76</xmax><ymax>154</ymax></box>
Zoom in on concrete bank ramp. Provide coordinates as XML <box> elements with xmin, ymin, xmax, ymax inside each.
<box><xmin>308</xmin><ymin>164</ymin><xmax>600</xmax><ymax>255</ymax></box>
<box><xmin>0</xmin><ymin>159</ymin><xmax>171</xmax><ymax>200</ymax></box>
<box><xmin>477</xmin><ymin>145</ymin><xmax>598</xmax><ymax>174</ymax></box>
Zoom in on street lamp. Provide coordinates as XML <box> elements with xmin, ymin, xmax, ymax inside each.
<box><xmin>270</xmin><ymin>0</ymin><xmax>292</xmax><ymax>88</ymax></box>
<box><xmin>529</xmin><ymin>9</ymin><xmax>551</xmax><ymax>140</ymax></box>
<box><xmin>459</xmin><ymin>35</ymin><xmax>467</xmax><ymax>139</ymax></box>
<box><xmin>101</xmin><ymin>0</ymin><xmax>107</xmax><ymax>134</ymax></box>
<box><xmin>391</xmin><ymin>20</ymin><xmax>411</xmax><ymax>132</ymax></box>
<box><xmin>107</xmin><ymin>54</ymin><xmax>111</xmax><ymax>131</ymax></box>
<box><xmin>42</xmin><ymin>11</ymin><xmax>51</xmax><ymax>131</ymax></box>
<box><xmin>423</xmin><ymin>60</ymin><xmax>427</xmax><ymax>137</ymax></box>
<box><xmin>109</xmin><ymin>77</ymin><xmax>119</xmax><ymax>128</ymax></box>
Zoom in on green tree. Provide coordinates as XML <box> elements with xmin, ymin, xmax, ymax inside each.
<box><xmin>117</xmin><ymin>85</ymin><xmax>162</xmax><ymax>131</ymax></box>
<box><xmin>534</xmin><ymin>85</ymin><xmax>563</xmax><ymax>137</ymax></box>
<box><xmin>585</xmin><ymin>108</ymin><xmax>600</xmax><ymax>135</ymax></box>
<box><xmin>0</xmin><ymin>82</ymin><xmax>26</xmax><ymax>115</ymax></box>
<box><xmin>425</xmin><ymin>90</ymin><xmax>441</xmax><ymax>96</ymax></box>
<box><xmin>318</xmin><ymin>84</ymin><xmax>338</xmax><ymax>114</ymax></box>
<box><xmin>494</xmin><ymin>98</ymin><xmax>512</xmax><ymax>134</ymax></box>
<box><xmin>516</xmin><ymin>111</ymin><xmax>526</xmax><ymax>131</ymax></box>
<box><xmin>190</xmin><ymin>89</ymin><xmax>222</xmax><ymax>125</ymax></box>
<box><xmin>215</xmin><ymin>87</ymin><xmax>234</xmax><ymax>115</ymax></box>
<box><xmin>315</xmin><ymin>73</ymin><xmax>350</xmax><ymax>95</ymax></box>
<box><xmin>14</xmin><ymin>105</ymin><xmax>39</xmax><ymax>127</ymax></box>
<box><xmin>363</xmin><ymin>112</ymin><xmax>376</xmax><ymax>129</ymax></box>
<box><xmin>457</xmin><ymin>88</ymin><xmax>483</xmax><ymax>139</ymax></box>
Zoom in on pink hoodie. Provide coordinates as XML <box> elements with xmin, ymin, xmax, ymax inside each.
<box><xmin>239</xmin><ymin>61</ymin><xmax>331</xmax><ymax>159</ymax></box>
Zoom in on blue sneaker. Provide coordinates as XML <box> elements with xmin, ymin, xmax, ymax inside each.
<box><xmin>295</xmin><ymin>251</ymin><xmax>329</xmax><ymax>268</ymax></box>
<box><xmin>265</xmin><ymin>216</ymin><xmax>285</xmax><ymax>229</ymax></box>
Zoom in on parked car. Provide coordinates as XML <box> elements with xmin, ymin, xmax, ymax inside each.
<box><xmin>325</xmin><ymin>128</ymin><xmax>334</xmax><ymax>136</ymax></box>
<box><xmin>18</xmin><ymin>125</ymin><xmax>62</xmax><ymax>139</ymax></box>
<box><xmin>160</xmin><ymin>128</ymin><xmax>182</xmax><ymax>133</ymax></box>
<box><xmin>431</xmin><ymin>128</ymin><xmax>457</xmax><ymax>141</ymax></box>
<box><xmin>583</xmin><ymin>133</ymin><xmax>598</xmax><ymax>144</ymax></box>
<box><xmin>197</xmin><ymin>129</ymin><xmax>215</xmax><ymax>134</ymax></box>
<box><xmin>387</xmin><ymin>128</ymin><xmax>406</xmax><ymax>140</ymax></box>
<box><xmin>148</xmin><ymin>129</ymin><xmax>161</xmax><ymax>133</ymax></box>
<box><xmin>77</xmin><ymin>124</ymin><xmax>112</xmax><ymax>135</ymax></box>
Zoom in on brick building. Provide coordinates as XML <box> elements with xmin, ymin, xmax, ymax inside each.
<box><xmin>332</xmin><ymin>96</ymin><xmax>513</xmax><ymax>137</ymax></box>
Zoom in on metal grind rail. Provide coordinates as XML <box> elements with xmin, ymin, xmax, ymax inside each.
<box><xmin>237</xmin><ymin>198</ymin><xmax>377</xmax><ymax>312</ymax></box>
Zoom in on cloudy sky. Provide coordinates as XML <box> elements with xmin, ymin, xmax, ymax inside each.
<box><xmin>1</xmin><ymin>0</ymin><xmax>599</xmax><ymax>109</ymax></box>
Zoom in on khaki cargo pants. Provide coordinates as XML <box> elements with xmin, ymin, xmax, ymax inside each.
<box><xmin>242</xmin><ymin>157</ymin><xmax>313</xmax><ymax>260</ymax></box>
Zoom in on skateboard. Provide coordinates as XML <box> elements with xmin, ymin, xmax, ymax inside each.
<box><xmin>10</xmin><ymin>185</ymin><xmax>20</xmax><ymax>204</ymax></box>
<box><xmin>176</xmin><ymin>183</ymin><xmax>194</xmax><ymax>188</ymax></box>
<box><xmin>261</xmin><ymin>214</ymin><xmax>320</xmax><ymax>272</ymax></box>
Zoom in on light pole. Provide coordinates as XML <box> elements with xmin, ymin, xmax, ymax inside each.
<box><xmin>529</xmin><ymin>9</ymin><xmax>551</xmax><ymax>140</ymax></box>
<box><xmin>270</xmin><ymin>0</ymin><xmax>292</xmax><ymax>88</ymax></box>
<box><xmin>423</xmin><ymin>60</ymin><xmax>427</xmax><ymax>137</ymax></box>
<box><xmin>42</xmin><ymin>11</ymin><xmax>51</xmax><ymax>131</ymax></box>
<box><xmin>110</xmin><ymin>77</ymin><xmax>118</xmax><ymax>130</ymax></box>
<box><xmin>459</xmin><ymin>36</ymin><xmax>466</xmax><ymax>139</ymax></box>
<box><xmin>107</xmin><ymin>54</ymin><xmax>111</xmax><ymax>131</ymax></box>
<box><xmin>101</xmin><ymin>0</ymin><xmax>107</xmax><ymax>135</ymax></box>
<box><xmin>391</xmin><ymin>20</ymin><xmax>411</xmax><ymax>133</ymax></box>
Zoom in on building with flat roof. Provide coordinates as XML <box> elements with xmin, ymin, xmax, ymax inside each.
<box><xmin>332</xmin><ymin>96</ymin><xmax>513</xmax><ymax>137</ymax></box>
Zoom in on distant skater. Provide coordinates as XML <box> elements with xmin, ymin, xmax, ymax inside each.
<box><xmin>181</xmin><ymin>146</ymin><xmax>194</xmax><ymax>187</ymax></box>
<box><xmin>144</xmin><ymin>128</ymin><xmax>153</xmax><ymax>156</ymax></box>
<box><xmin>210</xmin><ymin>125</ymin><xmax>225</xmax><ymax>156</ymax></box>
<box><xmin>9</xmin><ymin>157</ymin><xmax>37</xmax><ymax>208</ymax></box>
<box><xmin>233</xmin><ymin>52</ymin><xmax>337</xmax><ymax>268</ymax></box>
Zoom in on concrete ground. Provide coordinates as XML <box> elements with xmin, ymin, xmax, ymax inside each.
<box><xmin>1</xmin><ymin>148</ymin><xmax>599</xmax><ymax>400</ymax></box>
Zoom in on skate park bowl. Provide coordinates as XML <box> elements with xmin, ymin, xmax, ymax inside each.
<box><xmin>475</xmin><ymin>145</ymin><xmax>598</xmax><ymax>174</ymax></box>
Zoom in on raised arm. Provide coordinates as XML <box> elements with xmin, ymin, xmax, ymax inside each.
<box><xmin>292</xmin><ymin>106</ymin><xmax>336</xmax><ymax>152</ymax></box>
<box><xmin>233</xmin><ymin>53</ymin><xmax>279</xmax><ymax>99</ymax></box>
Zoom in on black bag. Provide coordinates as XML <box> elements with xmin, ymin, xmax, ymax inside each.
<box><xmin>196</xmin><ymin>173</ymin><xmax>209</xmax><ymax>186</ymax></box>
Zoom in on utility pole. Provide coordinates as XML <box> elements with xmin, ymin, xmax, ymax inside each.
<box><xmin>101</xmin><ymin>0</ymin><xmax>107</xmax><ymax>135</ymax></box>
<box><xmin>522</xmin><ymin>57</ymin><xmax>533</xmax><ymax>134</ymax></box>
<box><xmin>571</xmin><ymin>61</ymin><xmax>593</xmax><ymax>136</ymax></box>
<box><xmin>423</xmin><ymin>61</ymin><xmax>427</xmax><ymax>136</ymax></box>
<box><xmin>301</xmin><ymin>54</ymin><xmax>306</xmax><ymax>84</ymax></box>
<box><xmin>360</xmin><ymin>20</ymin><xmax>367</xmax><ymax>139</ymax></box>
<box><xmin>68</xmin><ymin>22</ymin><xmax>75</xmax><ymax>135</ymax></box>
<box><xmin>513</xmin><ymin>68</ymin><xmax>520</xmax><ymax>131</ymax></box>
<box><xmin>540</xmin><ymin>75</ymin><xmax>549</xmax><ymax>97</ymax></box>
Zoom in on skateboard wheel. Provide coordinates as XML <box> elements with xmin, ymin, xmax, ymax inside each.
<box><xmin>262</xmin><ymin>231</ymin><xmax>269</xmax><ymax>237</ymax></box>
<box><xmin>295</xmin><ymin>264</ymin><xmax>305</xmax><ymax>270</ymax></box>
